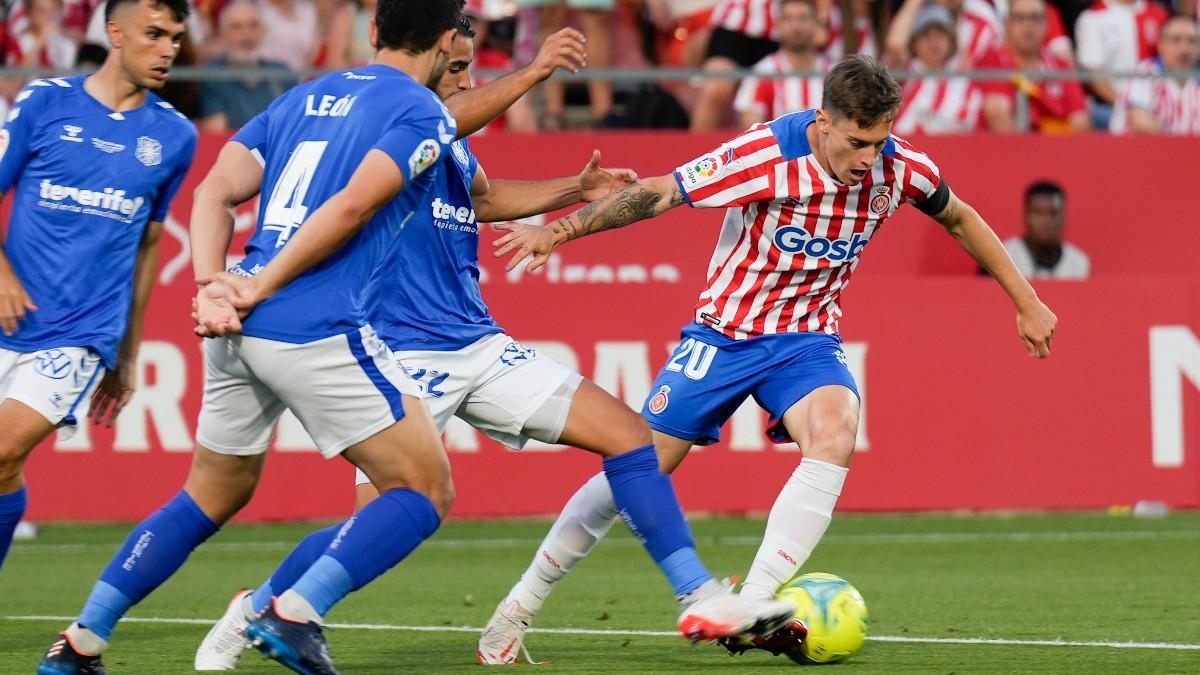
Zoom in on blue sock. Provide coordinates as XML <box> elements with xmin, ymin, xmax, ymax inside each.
<box><xmin>251</xmin><ymin>523</ymin><xmax>342</xmax><ymax>614</ymax></box>
<box><xmin>289</xmin><ymin>488</ymin><xmax>439</xmax><ymax>616</ymax></box>
<box><xmin>0</xmin><ymin>486</ymin><xmax>28</xmax><ymax>571</ymax></box>
<box><xmin>604</xmin><ymin>445</ymin><xmax>711</xmax><ymax>596</ymax></box>
<box><xmin>78</xmin><ymin>491</ymin><xmax>219</xmax><ymax>640</ymax></box>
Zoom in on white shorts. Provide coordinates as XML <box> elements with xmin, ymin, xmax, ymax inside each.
<box><xmin>354</xmin><ymin>333</ymin><xmax>580</xmax><ymax>486</ymax></box>
<box><xmin>196</xmin><ymin>326</ymin><xmax>421</xmax><ymax>459</ymax></box>
<box><xmin>0</xmin><ymin>347</ymin><xmax>103</xmax><ymax>431</ymax></box>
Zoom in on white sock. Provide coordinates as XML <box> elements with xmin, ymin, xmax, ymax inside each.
<box><xmin>64</xmin><ymin>622</ymin><xmax>107</xmax><ymax>656</ymax></box>
<box><xmin>275</xmin><ymin>589</ymin><xmax>322</xmax><ymax>625</ymax></box>
<box><xmin>740</xmin><ymin>459</ymin><xmax>848</xmax><ymax>601</ymax></box>
<box><xmin>506</xmin><ymin>473</ymin><xmax>618</xmax><ymax>613</ymax></box>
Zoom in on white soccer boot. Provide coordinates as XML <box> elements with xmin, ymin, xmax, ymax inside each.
<box><xmin>677</xmin><ymin>580</ymin><xmax>796</xmax><ymax>643</ymax></box>
<box><xmin>476</xmin><ymin>599</ymin><xmax>539</xmax><ymax>665</ymax></box>
<box><xmin>195</xmin><ymin>589</ymin><xmax>255</xmax><ymax>671</ymax></box>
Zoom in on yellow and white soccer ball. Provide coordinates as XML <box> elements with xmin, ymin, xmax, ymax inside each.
<box><xmin>775</xmin><ymin>572</ymin><xmax>869</xmax><ymax>664</ymax></box>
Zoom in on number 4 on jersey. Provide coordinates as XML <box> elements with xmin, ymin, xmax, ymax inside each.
<box><xmin>263</xmin><ymin>140</ymin><xmax>328</xmax><ymax>248</ymax></box>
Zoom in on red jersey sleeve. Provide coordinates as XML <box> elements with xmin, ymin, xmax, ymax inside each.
<box><xmin>673</xmin><ymin>124</ymin><xmax>785</xmax><ymax>208</ymax></box>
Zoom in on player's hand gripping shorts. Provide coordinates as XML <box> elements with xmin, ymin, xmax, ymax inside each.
<box><xmin>354</xmin><ymin>333</ymin><xmax>580</xmax><ymax>486</ymax></box>
<box><xmin>196</xmin><ymin>325</ymin><xmax>421</xmax><ymax>459</ymax></box>
<box><xmin>0</xmin><ymin>347</ymin><xmax>103</xmax><ymax>433</ymax></box>
<box><xmin>643</xmin><ymin>322</ymin><xmax>859</xmax><ymax>445</ymax></box>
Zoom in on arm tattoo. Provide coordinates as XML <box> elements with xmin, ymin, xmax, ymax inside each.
<box><xmin>560</xmin><ymin>182</ymin><xmax>682</xmax><ymax>242</ymax></box>
<box><xmin>934</xmin><ymin>196</ymin><xmax>960</xmax><ymax>228</ymax></box>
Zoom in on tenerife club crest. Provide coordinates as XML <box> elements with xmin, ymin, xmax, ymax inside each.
<box><xmin>136</xmin><ymin>136</ymin><xmax>162</xmax><ymax>166</ymax></box>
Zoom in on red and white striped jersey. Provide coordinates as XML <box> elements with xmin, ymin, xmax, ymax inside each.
<box><xmin>1075</xmin><ymin>0</ymin><xmax>1168</xmax><ymax>72</ymax></box>
<box><xmin>711</xmin><ymin>0</ymin><xmax>775</xmax><ymax>39</ymax></box>
<box><xmin>1111</xmin><ymin>58</ymin><xmax>1200</xmax><ymax>134</ymax></box>
<box><xmin>957</xmin><ymin>0</ymin><xmax>1003</xmax><ymax>68</ymax></box>
<box><xmin>733</xmin><ymin>52</ymin><xmax>827</xmax><ymax>122</ymax></box>
<box><xmin>672</xmin><ymin>110</ymin><xmax>943</xmax><ymax>338</ymax></box>
<box><xmin>894</xmin><ymin>70</ymin><xmax>983</xmax><ymax>135</ymax></box>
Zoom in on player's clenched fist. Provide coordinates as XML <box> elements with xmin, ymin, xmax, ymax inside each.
<box><xmin>1017</xmin><ymin>299</ymin><xmax>1057</xmax><ymax>359</ymax></box>
<box><xmin>0</xmin><ymin>266</ymin><xmax>36</xmax><ymax>336</ymax></box>
<box><xmin>532</xmin><ymin>27</ymin><xmax>587</xmax><ymax>80</ymax></box>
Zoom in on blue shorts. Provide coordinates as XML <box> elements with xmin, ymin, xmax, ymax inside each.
<box><xmin>642</xmin><ymin>323</ymin><xmax>859</xmax><ymax>445</ymax></box>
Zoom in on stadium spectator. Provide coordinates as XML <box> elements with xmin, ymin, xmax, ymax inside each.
<box><xmin>693</xmin><ymin>0</ymin><xmax>821</xmax><ymax>130</ymax></box>
<box><xmin>979</xmin><ymin>0</ymin><xmax>1089</xmax><ymax>133</ymax></box>
<box><xmin>256</xmin><ymin>0</ymin><xmax>318</xmax><ymax>71</ymax></box>
<box><xmin>988</xmin><ymin>0</ymin><xmax>1075</xmax><ymax>61</ymax></box>
<box><xmin>198</xmin><ymin>0</ymin><xmax>293</xmax><ymax>131</ymax></box>
<box><xmin>887</xmin><ymin>0</ymin><xmax>1001</xmax><ymax>69</ymax></box>
<box><xmin>5</xmin><ymin>0</ymin><xmax>101</xmax><ymax>46</ymax></box>
<box><xmin>346</xmin><ymin>0</ymin><xmax>376</xmax><ymax>65</ymax></box>
<box><xmin>6</xmin><ymin>0</ymin><xmax>78</xmax><ymax>68</ymax></box>
<box><xmin>1111</xmin><ymin>16</ymin><xmax>1200</xmax><ymax>133</ymax></box>
<box><xmin>999</xmin><ymin>180</ymin><xmax>1090</xmax><ymax>279</ymax></box>
<box><xmin>824</xmin><ymin>0</ymin><xmax>877</xmax><ymax>60</ymax></box>
<box><xmin>889</xmin><ymin>3</ymin><xmax>982</xmax><ymax>134</ymax></box>
<box><xmin>518</xmin><ymin>0</ymin><xmax>614</xmax><ymax>128</ymax></box>
<box><xmin>465</xmin><ymin>0</ymin><xmax>537</xmax><ymax>132</ymax></box>
<box><xmin>310</xmin><ymin>0</ymin><xmax>355</xmax><ymax>68</ymax></box>
<box><xmin>734</xmin><ymin>0</ymin><xmax>826</xmax><ymax>127</ymax></box>
<box><xmin>1074</xmin><ymin>0</ymin><xmax>1169</xmax><ymax>128</ymax></box>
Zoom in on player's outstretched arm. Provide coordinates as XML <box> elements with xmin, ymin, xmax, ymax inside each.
<box><xmin>475</xmin><ymin>150</ymin><xmax>638</xmax><ymax>223</ymax></box>
<box><xmin>932</xmin><ymin>192</ymin><xmax>1058</xmax><ymax>359</ymax></box>
<box><xmin>445</xmin><ymin>28</ymin><xmax>586</xmax><ymax>137</ymax></box>
<box><xmin>493</xmin><ymin>173</ymin><xmax>683</xmax><ymax>272</ymax></box>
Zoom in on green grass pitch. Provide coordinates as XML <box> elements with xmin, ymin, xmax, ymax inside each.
<box><xmin>2</xmin><ymin>512</ymin><xmax>1198</xmax><ymax>673</ymax></box>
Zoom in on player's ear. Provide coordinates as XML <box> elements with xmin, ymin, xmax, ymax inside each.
<box><xmin>815</xmin><ymin>108</ymin><xmax>831</xmax><ymax>134</ymax></box>
<box><xmin>367</xmin><ymin>19</ymin><xmax>378</xmax><ymax>50</ymax></box>
<box><xmin>437</xmin><ymin>28</ymin><xmax>457</xmax><ymax>55</ymax></box>
<box><xmin>106</xmin><ymin>18</ymin><xmax>124</xmax><ymax>50</ymax></box>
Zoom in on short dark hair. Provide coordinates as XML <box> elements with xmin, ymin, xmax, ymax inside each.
<box><xmin>376</xmin><ymin>0</ymin><xmax>464</xmax><ymax>53</ymax></box>
<box><xmin>821</xmin><ymin>55</ymin><xmax>902</xmax><ymax>128</ymax></box>
<box><xmin>105</xmin><ymin>0</ymin><xmax>191</xmax><ymax>23</ymax></box>
<box><xmin>1024</xmin><ymin>180</ymin><xmax>1065</xmax><ymax>205</ymax></box>
<box><xmin>457</xmin><ymin>15</ymin><xmax>476</xmax><ymax>39</ymax></box>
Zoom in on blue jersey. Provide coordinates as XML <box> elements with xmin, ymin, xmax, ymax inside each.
<box><xmin>0</xmin><ymin>76</ymin><xmax>195</xmax><ymax>368</ymax></box>
<box><xmin>231</xmin><ymin>64</ymin><xmax>456</xmax><ymax>343</ymax></box>
<box><xmin>366</xmin><ymin>138</ymin><xmax>502</xmax><ymax>352</ymax></box>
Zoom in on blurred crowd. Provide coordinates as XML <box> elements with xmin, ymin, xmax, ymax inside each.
<box><xmin>0</xmin><ymin>0</ymin><xmax>1196</xmax><ymax>133</ymax></box>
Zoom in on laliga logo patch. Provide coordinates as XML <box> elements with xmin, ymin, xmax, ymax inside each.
<box><xmin>869</xmin><ymin>185</ymin><xmax>891</xmax><ymax>216</ymax></box>
<box><xmin>648</xmin><ymin>385</ymin><xmax>671</xmax><ymax>415</ymax></box>
<box><xmin>408</xmin><ymin>139</ymin><xmax>440</xmax><ymax>178</ymax></box>
<box><xmin>694</xmin><ymin>155</ymin><xmax>721</xmax><ymax>179</ymax></box>
<box><xmin>136</xmin><ymin>136</ymin><xmax>162</xmax><ymax>166</ymax></box>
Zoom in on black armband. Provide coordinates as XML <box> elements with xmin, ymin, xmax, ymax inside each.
<box><xmin>914</xmin><ymin>180</ymin><xmax>951</xmax><ymax>216</ymax></box>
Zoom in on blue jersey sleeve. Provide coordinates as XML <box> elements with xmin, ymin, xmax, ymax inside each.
<box><xmin>150</xmin><ymin>131</ymin><xmax>197</xmax><ymax>222</ymax></box>
<box><xmin>0</xmin><ymin>82</ymin><xmax>51</xmax><ymax>194</ymax></box>
<box><xmin>372</xmin><ymin>93</ymin><xmax>456</xmax><ymax>186</ymax></box>
<box><xmin>231</xmin><ymin>108</ymin><xmax>270</xmax><ymax>157</ymax></box>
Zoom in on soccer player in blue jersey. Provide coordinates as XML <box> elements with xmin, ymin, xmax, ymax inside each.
<box><xmin>38</xmin><ymin>1</ymin><xmax>468</xmax><ymax>673</ymax></box>
<box><xmin>191</xmin><ymin>17</ymin><xmax>798</xmax><ymax>672</ymax></box>
<box><xmin>0</xmin><ymin>0</ymin><xmax>195</xmax><ymax>576</ymax></box>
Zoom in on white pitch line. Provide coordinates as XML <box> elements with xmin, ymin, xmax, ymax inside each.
<box><xmin>10</xmin><ymin>529</ymin><xmax>1200</xmax><ymax>553</ymax></box>
<box><xmin>4</xmin><ymin>616</ymin><xmax>1198</xmax><ymax>651</ymax></box>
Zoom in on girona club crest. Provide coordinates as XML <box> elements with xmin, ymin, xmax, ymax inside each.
<box><xmin>647</xmin><ymin>385</ymin><xmax>671</xmax><ymax>414</ymax></box>
<box><xmin>869</xmin><ymin>185</ymin><xmax>891</xmax><ymax>215</ymax></box>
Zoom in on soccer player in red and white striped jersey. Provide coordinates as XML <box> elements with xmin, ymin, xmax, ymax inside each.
<box><xmin>1111</xmin><ymin>17</ymin><xmax>1200</xmax><ymax>134</ymax></box>
<box><xmin>734</xmin><ymin>0</ymin><xmax>827</xmax><ymax>128</ymax></box>
<box><xmin>488</xmin><ymin>55</ymin><xmax>1058</xmax><ymax>660</ymax></box>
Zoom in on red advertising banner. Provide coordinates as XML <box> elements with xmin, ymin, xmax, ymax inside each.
<box><xmin>20</xmin><ymin>133</ymin><xmax>1200</xmax><ymax>520</ymax></box>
